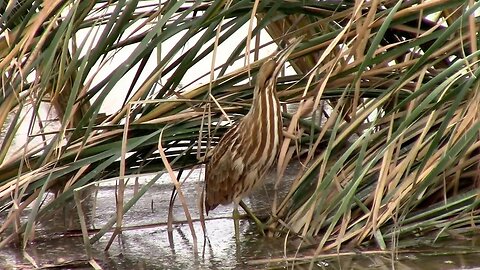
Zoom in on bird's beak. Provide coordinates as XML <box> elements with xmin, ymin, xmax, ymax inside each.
<box><xmin>271</xmin><ymin>36</ymin><xmax>303</xmax><ymax>77</ymax></box>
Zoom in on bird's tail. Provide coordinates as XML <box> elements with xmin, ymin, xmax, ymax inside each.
<box><xmin>203</xmin><ymin>189</ymin><xmax>219</xmax><ymax>215</ymax></box>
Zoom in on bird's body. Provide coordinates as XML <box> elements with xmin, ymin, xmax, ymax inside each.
<box><xmin>204</xmin><ymin>66</ymin><xmax>283</xmax><ymax>212</ymax></box>
<box><xmin>204</xmin><ymin>38</ymin><xmax>301</xmax><ymax>224</ymax></box>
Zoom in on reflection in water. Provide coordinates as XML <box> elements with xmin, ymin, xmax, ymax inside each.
<box><xmin>2</xmin><ymin>165</ymin><xmax>480</xmax><ymax>269</ymax></box>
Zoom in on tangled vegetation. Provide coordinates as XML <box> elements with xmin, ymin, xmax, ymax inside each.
<box><xmin>1</xmin><ymin>0</ymin><xmax>479</xmax><ymax>259</ymax></box>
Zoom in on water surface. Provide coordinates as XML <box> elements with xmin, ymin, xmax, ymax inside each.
<box><xmin>1</xmin><ymin>165</ymin><xmax>480</xmax><ymax>269</ymax></box>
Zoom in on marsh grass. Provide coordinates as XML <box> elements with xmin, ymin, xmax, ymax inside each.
<box><xmin>1</xmin><ymin>0</ymin><xmax>480</xmax><ymax>261</ymax></box>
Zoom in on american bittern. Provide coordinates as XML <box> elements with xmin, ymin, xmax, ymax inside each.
<box><xmin>204</xmin><ymin>38</ymin><xmax>302</xmax><ymax>235</ymax></box>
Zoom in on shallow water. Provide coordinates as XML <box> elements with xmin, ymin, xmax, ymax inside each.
<box><xmin>2</xmin><ymin>165</ymin><xmax>480</xmax><ymax>269</ymax></box>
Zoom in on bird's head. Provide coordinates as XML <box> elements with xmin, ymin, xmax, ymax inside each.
<box><xmin>256</xmin><ymin>37</ymin><xmax>303</xmax><ymax>91</ymax></box>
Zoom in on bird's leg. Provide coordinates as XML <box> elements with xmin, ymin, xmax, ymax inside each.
<box><xmin>233</xmin><ymin>202</ymin><xmax>240</xmax><ymax>241</ymax></box>
<box><xmin>239</xmin><ymin>200</ymin><xmax>265</xmax><ymax>236</ymax></box>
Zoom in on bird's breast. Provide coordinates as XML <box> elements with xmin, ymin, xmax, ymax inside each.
<box><xmin>243</xmin><ymin>90</ymin><xmax>282</xmax><ymax>168</ymax></box>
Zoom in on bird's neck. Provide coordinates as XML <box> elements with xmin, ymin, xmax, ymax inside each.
<box><xmin>249</xmin><ymin>82</ymin><xmax>280</xmax><ymax>119</ymax></box>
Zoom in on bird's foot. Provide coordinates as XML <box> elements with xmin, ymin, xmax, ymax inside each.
<box><xmin>239</xmin><ymin>200</ymin><xmax>266</xmax><ymax>236</ymax></box>
<box><xmin>233</xmin><ymin>207</ymin><xmax>241</xmax><ymax>241</ymax></box>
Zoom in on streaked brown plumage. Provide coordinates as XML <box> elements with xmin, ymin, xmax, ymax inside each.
<box><xmin>204</xmin><ymin>38</ymin><xmax>301</xmax><ymax>217</ymax></box>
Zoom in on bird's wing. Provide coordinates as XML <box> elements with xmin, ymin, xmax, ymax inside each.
<box><xmin>205</xmin><ymin>136</ymin><xmax>246</xmax><ymax>212</ymax></box>
<box><xmin>205</xmin><ymin>152</ymin><xmax>235</xmax><ymax>208</ymax></box>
